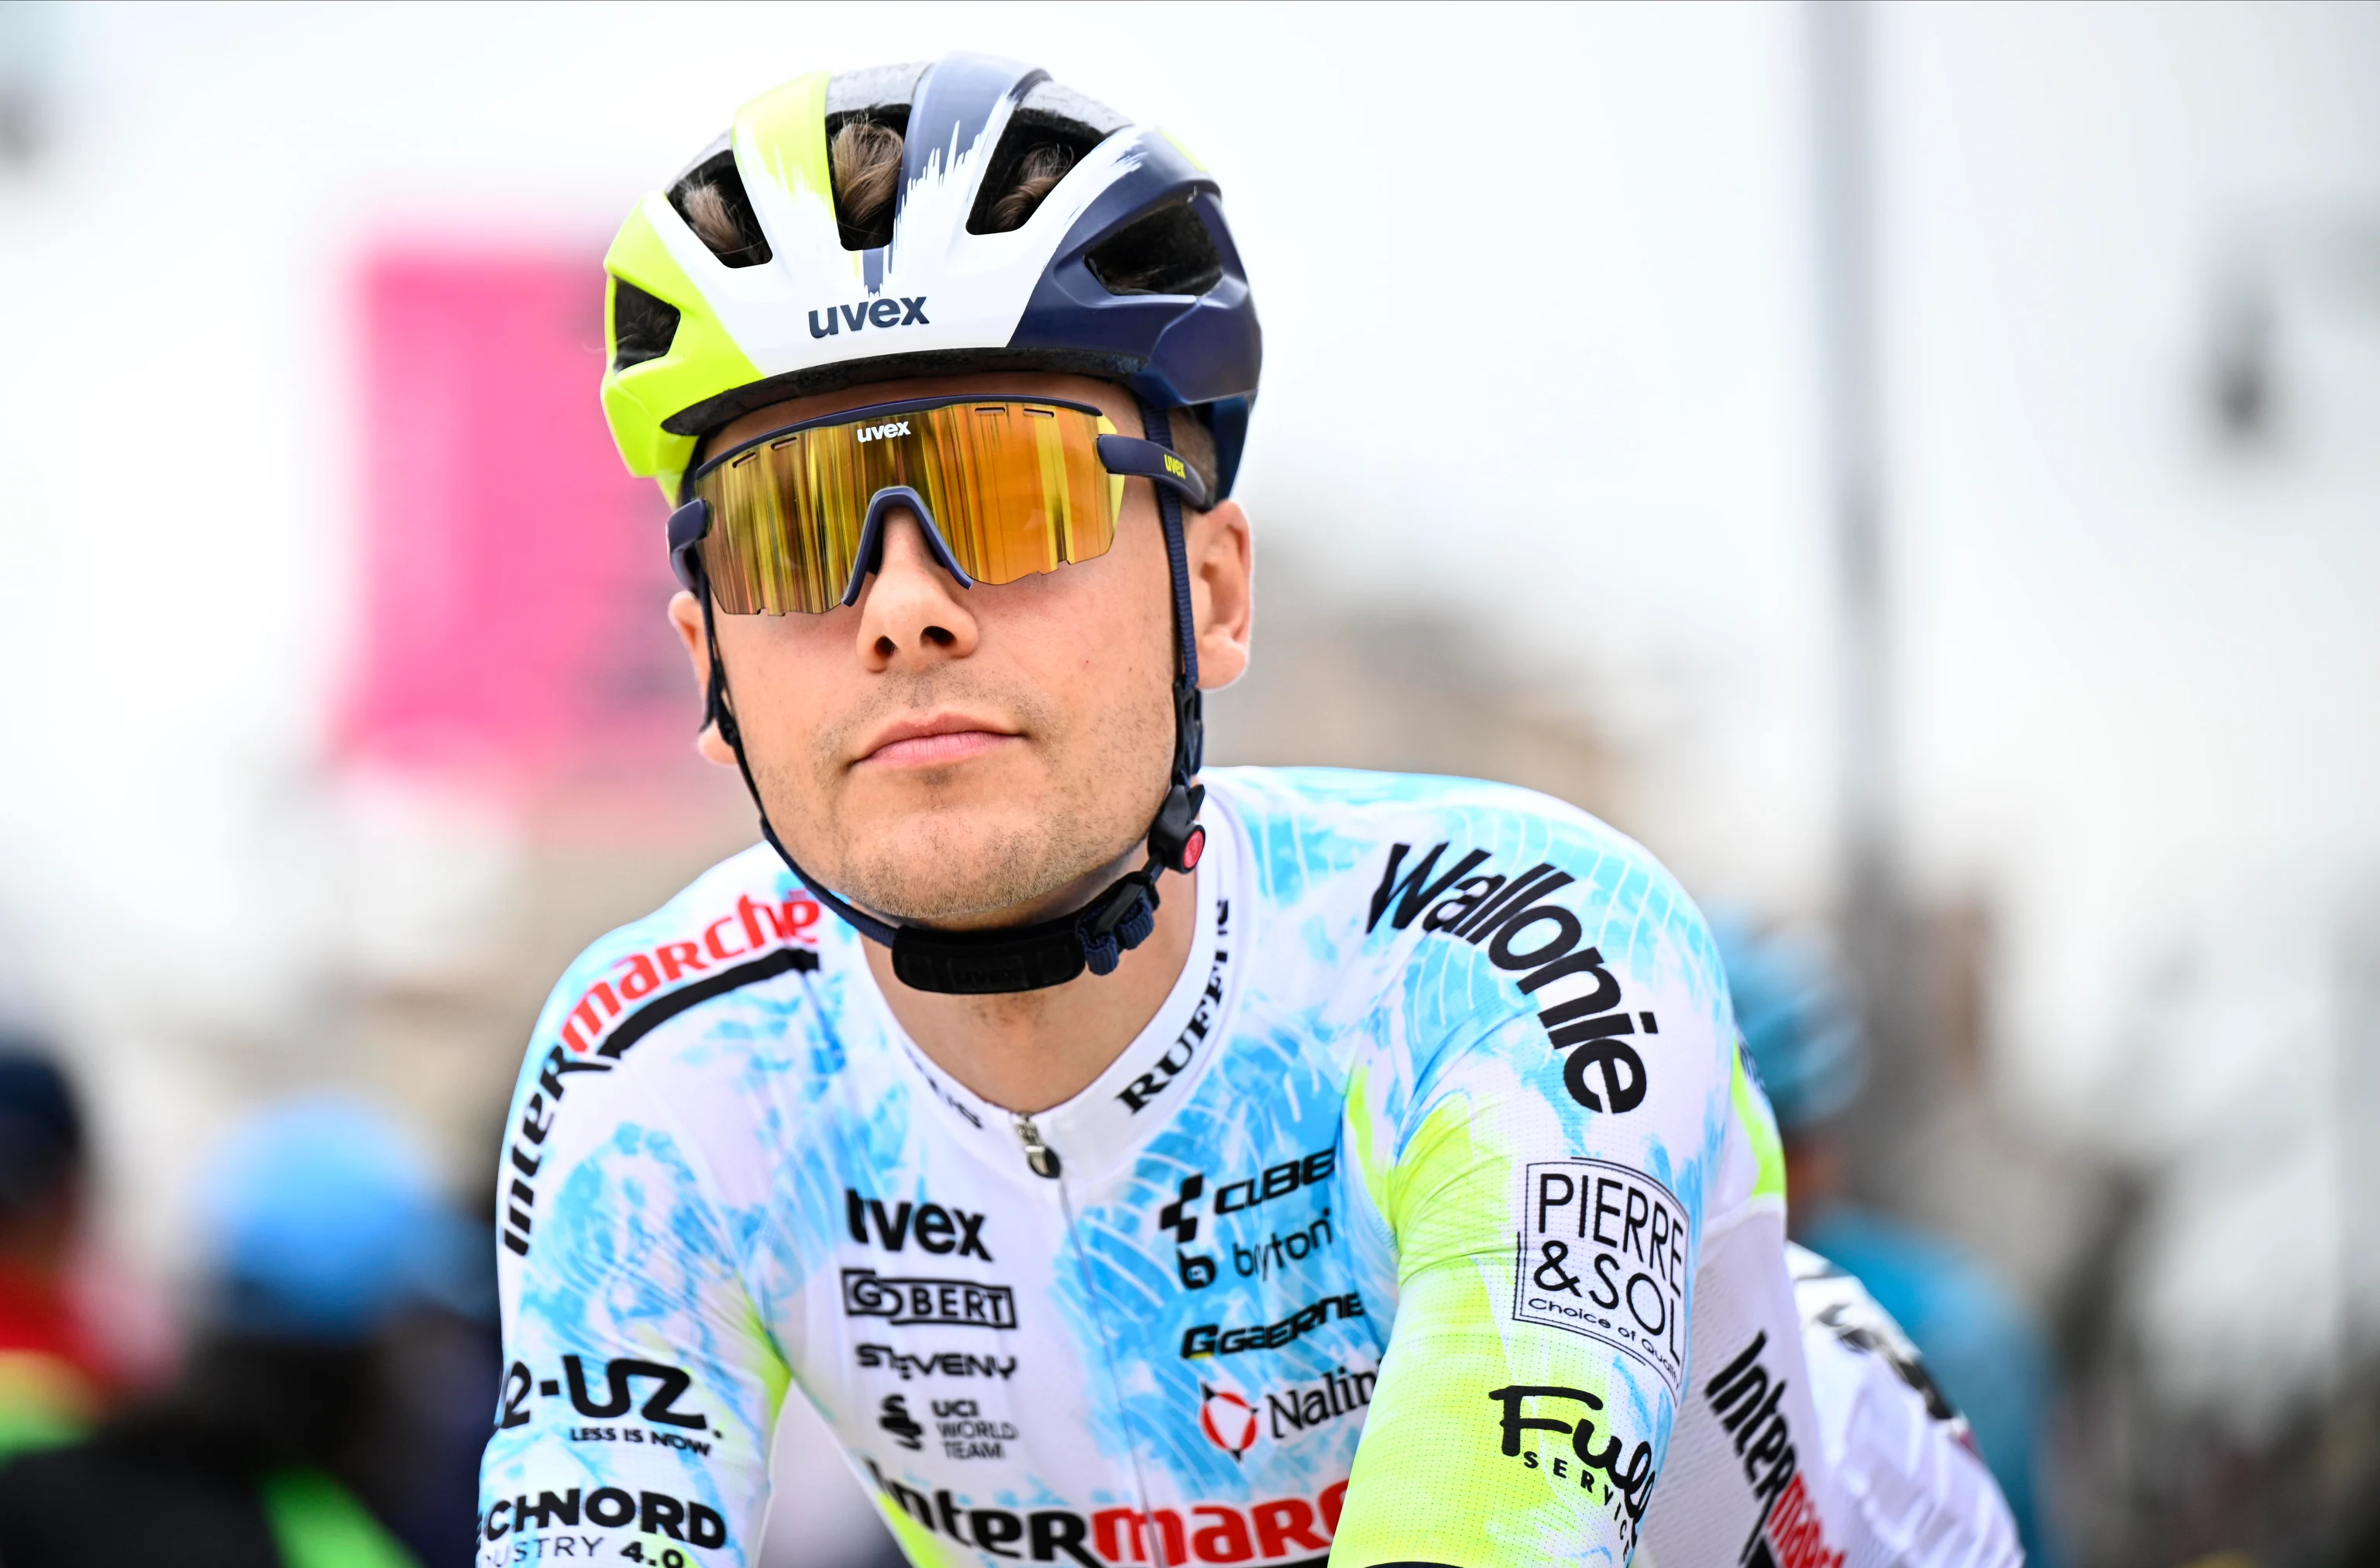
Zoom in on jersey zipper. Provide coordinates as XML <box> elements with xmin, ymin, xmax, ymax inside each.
<box><xmin>1013</xmin><ymin>1112</ymin><xmax>1061</xmax><ymax>1178</ymax></box>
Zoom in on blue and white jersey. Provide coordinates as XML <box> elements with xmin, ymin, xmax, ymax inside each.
<box><xmin>479</xmin><ymin>768</ymin><xmax>2014</xmax><ymax>1568</ymax></box>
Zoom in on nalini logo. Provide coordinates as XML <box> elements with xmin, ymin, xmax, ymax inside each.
<box><xmin>855</xmin><ymin>419</ymin><xmax>913</xmax><ymax>444</ymax></box>
<box><xmin>1199</xmin><ymin>1384</ymin><xmax>1257</xmax><ymax>1460</ymax></box>
<box><xmin>808</xmin><ymin>296</ymin><xmax>930</xmax><ymax>338</ymax></box>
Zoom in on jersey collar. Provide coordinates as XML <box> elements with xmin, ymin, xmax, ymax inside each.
<box><xmin>877</xmin><ymin>793</ymin><xmax>1247</xmax><ymax>1181</ymax></box>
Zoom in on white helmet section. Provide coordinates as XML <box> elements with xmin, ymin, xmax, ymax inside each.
<box><xmin>652</xmin><ymin>59</ymin><xmax>1170</xmax><ymax>396</ymax></box>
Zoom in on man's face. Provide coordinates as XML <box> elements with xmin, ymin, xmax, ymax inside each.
<box><xmin>669</xmin><ymin>371</ymin><xmax>1251</xmax><ymax>931</ymax></box>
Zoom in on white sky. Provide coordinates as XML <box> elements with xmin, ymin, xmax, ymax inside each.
<box><xmin>0</xmin><ymin>2</ymin><xmax>2375</xmax><ymax>1272</ymax></box>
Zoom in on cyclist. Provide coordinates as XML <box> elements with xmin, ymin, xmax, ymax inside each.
<box><xmin>480</xmin><ymin>56</ymin><xmax>2018</xmax><ymax>1568</ymax></box>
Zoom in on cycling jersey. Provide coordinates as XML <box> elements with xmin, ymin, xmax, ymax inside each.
<box><xmin>479</xmin><ymin>767</ymin><xmax>2015</xmax><ymax>1568</ymax></box>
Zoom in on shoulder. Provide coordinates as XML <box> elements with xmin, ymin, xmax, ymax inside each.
<box><xmin>1209</xmin><ymin>765</ymin><xmax>1721</xmax><ymax>1000</ymax></box>
<box><xmin>523</xmin><ymin>840</ymin><xmax>841</xmax><ymax>1071</ymax></box>
<box><xmin>495</xmin><ymin>843</ymin><xmax>866</xmax><ymax>1261</ymax></box>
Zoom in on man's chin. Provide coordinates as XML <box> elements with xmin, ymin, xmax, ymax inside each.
<box><xmin>817</xmin><ymin>807</ymin><xmax>1140</xmax><ymax>930</ymax></box>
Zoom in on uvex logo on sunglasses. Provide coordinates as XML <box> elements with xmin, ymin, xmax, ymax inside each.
<box><xmin>808</xmin><ymin>297</ymin><xmax>930</xmax><ymax>339</ymax></box>
<box><xmin>855</xmin><ymin>420</ymin><xmax>913</xmax><ymax>445</ymax></box>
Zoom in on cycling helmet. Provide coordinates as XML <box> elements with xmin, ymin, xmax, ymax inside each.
<box><xmin>1712</xmin><ymin>914</ymin><xmax>1866</xmax><ymax>1133</ymax></box>
<box><xmin>600</xmin><ymin>55</ymin><xmax>1260</xmax><ymax>501</ymax></box>
<box><xmin>600</xmin><ymin>57</ymin><xmax>1261</xmax><ymax>999</ymax></box>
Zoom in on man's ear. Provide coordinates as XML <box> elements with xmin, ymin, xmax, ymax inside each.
<box><xmin>1186</xmin><ymin>499</ymin><xmax>1253</xmax><ymax>691</ymax></box>
<box><xmin>667</xmin><ymin>590</ymin><xmax>740</xmax><ymax>767</ymax></box>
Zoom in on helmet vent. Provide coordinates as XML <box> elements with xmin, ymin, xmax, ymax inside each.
<box><xmin>669</xmin><ymin>152</ymin><xmax>772</xmax><ymax>268</ymax></box>
<box><xmin>1085</xmin><ymin>203</ymin><xmax>1223</xmax><ymax>297</ymax></box>
<box><xmin>968</xmin><ymin>108</ymin><xmax>1112</xmax><ymax>236</ymax></box>
<box><xmin>827</xmin><ymin>113</ymin><xmax>906</xmax><ymax>251</ymax></box>
<box><xmin>610</xmin><ymin>280</ymin><xmax>681</xmax><ymax>371</ymax></box>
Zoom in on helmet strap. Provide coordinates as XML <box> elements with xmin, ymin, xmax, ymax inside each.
<box><xmin>693</xmin><ymin>393</ymin><xmax>1208</xmax><ymax>996</ymax></box>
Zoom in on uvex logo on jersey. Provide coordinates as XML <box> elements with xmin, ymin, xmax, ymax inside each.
<box><xmin>500</xmin><ymin>890</ymin><xmax>824</xmax><ymax>1259</ymax></box>
<box><xmin>864</xmin><ymin>1462</ymin><xmax>1348</xmax><ymax>1568</ymax></box>
<box><xmin>1512</xmin><ymin>1160</ymin><xmax>1688</xmax><ymax>1396</ymax></box>
<box><xmin>1371</xmin><ymin>842</ymin><xmax>1659</xmax><ymax>1115</ymax></box>
<box><xmin>846</xmin><ymin>1188</ymin><xmax>992</xmax><ymax>1260</ymax></box>
<box><xmin>842</xmin><ymin>1269</ymin><xmax>1018</xmax><ymax>1329</ymax></box>
<box><xmin>1163</xmin><ymin>1147</ymin><xmax>1336</xmax><ymax>1288</ymax></box>
<box><xmin>1117</xmin><ymin>899</ymin><xmax>1232</xmax><ymax>1112</ymax></box>
<box><xmin>1707</xmin><ymin>1329</ymin><xmax>1845</xmax><ymax>1568</ymax></box>
<box><xmin>807</xmin><ymin>295</ymin><xmax>930</xmax><ymax>337</ymax></box>
<box><xmin>1486</xmin><ymin>1384</ymin><xmax>1659</xmax><ymax>1557</ymax></box>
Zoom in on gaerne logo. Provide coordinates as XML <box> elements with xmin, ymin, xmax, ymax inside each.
<box><xmin>807</xmin><ymin>296</ymin><xmax>930</xmax><ymax>338</ymax></box>
<box><xmin>1181</xmin><ymin>1291</ymin><xmax>1364</xmax><ymax>1359</ymax></box>
<box><xmin>1705</xmin><ymin>1330</ymin><xmax>1845</xmax><ymax>1568</ymax></box>
<box><xmin>1511</xmin><ymin>1160</ymin><xmax>1687</xmax><ymax>1395</ymax></box>
<box><xmin>841</xmin><ymin>1269</ymin><xmax>1018</xmax><ymax>1329</ymax></box>
<box><xmin>1370</xmin><ymin>841</ymin><xmax>1659</xmax><ymax>1114</ymax></box>
<box><xmin>1116</xmin><ymin>899</ymin><xmax>1232</xmax><ymax>1112</ymax></box>
<box><xmin>862</xmin><ymin>1462</ymin><xmax>1347</xmax><ymax>1568</ymax></box>
<box><xmin>855</xmin><ymin>418</ymin><xmax>913</xmax><ymax>443</ymax></box>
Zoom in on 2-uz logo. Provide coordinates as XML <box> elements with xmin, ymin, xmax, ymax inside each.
<box><xmin>1371</xmin><ymin>842</ymin><xmax>1658</xmax><ymax>1113</ymax></box>
<box><xmin>808</xmin><ymin>296</ymin><xmax>930</xmax><ymax>338</ymax></box>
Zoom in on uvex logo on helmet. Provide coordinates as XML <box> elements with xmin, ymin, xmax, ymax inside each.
<box><xmin>855</xmin><ymin>420</ymin><xmax>912</xmax><ymax>445</ymax></box>
<box><xmin>807</xmin><ymin>296</ymin><xmax>930</xmax><ymax>339</ymax></box>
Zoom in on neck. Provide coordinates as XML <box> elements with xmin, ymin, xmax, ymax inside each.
<box><xmin>863</xmin><ymin>861</ymin><xmax>1201</xmax><ymax>1114</ymax></box>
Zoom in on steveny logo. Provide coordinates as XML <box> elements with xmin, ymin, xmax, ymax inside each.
<box><xmin>1199</xmin><ymin>1384</ymin><xmax>1257</xmax><ymax>1460</ymax></box>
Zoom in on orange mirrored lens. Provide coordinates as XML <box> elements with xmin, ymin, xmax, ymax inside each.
<box><xmin>690</xmin><ymin>401</ymin><xmax>1123</xmax><ymax>614</ymax></box>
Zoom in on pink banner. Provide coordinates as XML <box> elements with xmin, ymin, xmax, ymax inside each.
<box><xmin>341</xmin><ymin>250</ymin><xmax>692</xmax><ymax>784</ymax></box>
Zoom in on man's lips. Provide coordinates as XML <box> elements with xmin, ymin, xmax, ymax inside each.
<box><xmin>854</xmin><ymin>712</ymin><xmax>1021</xmax><ymax>769</ymax></box>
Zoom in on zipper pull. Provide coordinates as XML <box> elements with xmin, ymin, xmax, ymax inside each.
<box><xmin>1013</xmin><ymin>1113</ymin><xmax>1062</xmax><ymax>1179</ymax></box>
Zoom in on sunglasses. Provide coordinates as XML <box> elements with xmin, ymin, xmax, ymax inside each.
<box><xmin>671</xmin><ymin>396</ymin><xmax>1211</xmax><ymax>616</ymax></box>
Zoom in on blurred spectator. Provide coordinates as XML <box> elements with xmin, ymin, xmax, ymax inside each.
<box><xmin>0</xmin><ymin>1098</ymin><xmax>490</xmax><ymax>1567</ymax></box>
<box><xmin>1715</xmin><ymin>915</ymin><xmax>2065</xmax><ymax>1568</ymax></box>
<box><xmin>0</xmin><ymin>1041</ymin><xmax>107</xmax><ymax>1460</ymax></box>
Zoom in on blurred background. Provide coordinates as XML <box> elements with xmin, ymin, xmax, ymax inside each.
<box><xmin>0</xmin><ymin>2</ymin><xmax>2374</xmax><ymax>1564</ymax></box>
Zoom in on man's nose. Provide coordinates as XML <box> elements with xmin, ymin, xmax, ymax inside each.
<box><xmin>853</xmin><ymin>507</ymin><xmax>979</xmax><ymax>671</ymax></box>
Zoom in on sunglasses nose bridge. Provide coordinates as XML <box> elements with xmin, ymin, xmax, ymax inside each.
<box><xmin>842</xmin><ymin>484</ymin><xmax>978</xmax><ymax>607</ymax></box>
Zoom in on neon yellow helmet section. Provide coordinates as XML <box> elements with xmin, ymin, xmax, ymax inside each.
<box><xmin>600</xmin><ymin>201</ymin><xmax>762</xmax><ymax>487</ymax></box>
<box><xmin>598</xmin><ymin>71</ymin><xmax>834</xmax><ymax>492</ymax></box>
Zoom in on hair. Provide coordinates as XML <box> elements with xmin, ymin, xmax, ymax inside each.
<box><xmin>673</xmin><ymin>119</ymin><xmax>1226</xmax><ymax>500</ymax></box>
